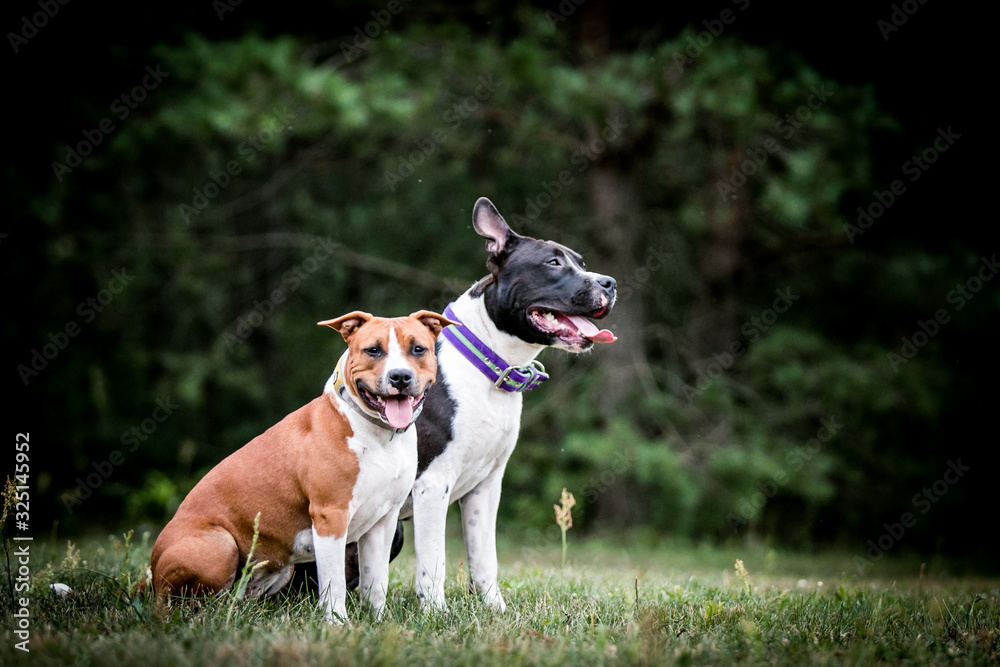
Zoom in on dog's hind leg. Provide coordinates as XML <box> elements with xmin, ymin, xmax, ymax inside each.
<box><xmin>151</xmin><ymin>528</ymin><xmax>240</xmax><ymax>599</ymax></box>
<box><xmin>459</xmin><ymin>464</ymin><xmax>507</xmax><ymax>612</ymax></box>
<box><xmin>357</xmin><ymin>512</ymin><xmax>399</xmax><ymax>620</ymax></box>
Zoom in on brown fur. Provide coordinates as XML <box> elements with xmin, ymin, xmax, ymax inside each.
<box><xmin>149</xmin><ymin>311</ymin><xmax>454</xmax><ymax>600</ymax></box>
<box><xmin>149</xmin><ymin>395</ymin><xmax>358</xmax><ymax>596</ymax></box>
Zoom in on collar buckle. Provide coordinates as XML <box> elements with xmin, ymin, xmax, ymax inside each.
<box><xmin>444</xmin><ymin>303</ymin><xmax>549</xmax><ymax>393</ymax></box>
<box><xmin>494</xmin><ymin>359</ymin><xmax>547</xmax><ymax>391</ymax></box>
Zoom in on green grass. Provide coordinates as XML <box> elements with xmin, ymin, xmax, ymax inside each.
<box><xmin>2</xmin><ymin>526</ymin><xmax>997</xmax><ymax>666</ymax></box>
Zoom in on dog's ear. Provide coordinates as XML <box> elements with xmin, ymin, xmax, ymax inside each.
<box><xmin>318</xmin><ymin>311</ymin><xmax>373</xmax><ymax>341</ymax></box>
<box><xmin>473</xmin><ymin>197</ymin><xmax>518</xmax><ymax>257</ymax></box>
<box><xmin>408</xmin><ymin>310</ymin><xmax>459</xmax><ymax>338</ymax></box>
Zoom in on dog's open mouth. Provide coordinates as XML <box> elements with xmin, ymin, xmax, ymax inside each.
<box><xmin>358</xmin><ymin>385</ymin><xmax>425</xmax><ymax>429</ymax></box>
<box><xmin>528</xmin><ymin>309</ymin><xmax>617</xmax><ymax>345</ymax></box>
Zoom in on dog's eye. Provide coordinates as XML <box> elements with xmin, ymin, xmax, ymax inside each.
<box><xmin>412</xmin><ymin>344</ymin><xmax>426</xmax><ymax>356</ymax></box>
<box><xmin>365</xmin><ymin>346</ymin><xmax>382</xmax><ymax>358</ymax></box>
<box><xmin>547</xmin><ymin>258</ymin><xmax>561</xmax><ymax>267</ymax></box>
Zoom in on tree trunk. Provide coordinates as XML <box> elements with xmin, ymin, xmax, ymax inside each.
<box><xmin>590</xmin><ymin>165</ymin><xmax>651</xmax><ymax>414</ymax></box>
<box><xmin>689</xmin><ymin>154</ymin><xmax>746</xmax><ymax>362</ymax></box>
<box><xmin>578</xmin><ymin>0</ymin><xmax>653</xmax><ymax>415</ymax></box>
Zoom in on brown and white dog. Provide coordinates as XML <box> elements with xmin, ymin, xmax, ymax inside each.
<box><xmin>149</xmin><ymin>310</ymin><xmax>454</xmax><ymax>622</ymax></box>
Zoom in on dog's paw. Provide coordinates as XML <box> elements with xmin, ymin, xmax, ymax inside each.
<box><xmin>417</xmin><ymin>593</ymin><xmax>449</xmax><ymax>613</ymax></box>
<box><xmin>320</xmin><ymin>599</ymin><xmax>349</xmax><ymax>625</ymax></box>
<box><xmin>482</xmin><ymin>589</ymin><xmax>507</xmax><ymax>613</ymax></box>
<box><xmin>324</xmin><ymin>610</ymin><xmax>347</xmax><ymax>626</ymax></box>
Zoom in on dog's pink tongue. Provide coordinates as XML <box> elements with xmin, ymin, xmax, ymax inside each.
<box><xmin>566</xmin><ymin>315</ymin><xmax>617</xmax><ymax>343</ymax></box>
<box><xmin>384</xmin><ymin>396</ymin><xmax>413</xmax><ymax>429</ymax></box>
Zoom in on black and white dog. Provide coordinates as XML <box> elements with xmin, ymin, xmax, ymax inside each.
<box><xmin>394</xmin><ymin>197</ymin><xmax>618</xmax><ymax>611</ymax></box>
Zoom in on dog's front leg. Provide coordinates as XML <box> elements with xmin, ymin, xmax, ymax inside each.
<box><xmin>311</xmin><ymin>507</ymin><xmax>350</xmax><ymax>623</ymax></box>
<box><xmin>357</xmin><ymin>512</ymin><xmax>397</xmax><ymax>620</ymax></box>
<box><xmin>412</xmin><ymin>471</ymin><xmax>451</xmax><ymax>610</ymax></box>
<box><xmin>459</xmin><ymin>463</ymin><xmax>507</xmax><ymax>612</ymax></box>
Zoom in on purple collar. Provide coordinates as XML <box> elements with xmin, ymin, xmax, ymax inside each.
<box><xmin>442</xmin><ymin>303</ymin><xmax>548</xmax><ymax>393</ymax></box>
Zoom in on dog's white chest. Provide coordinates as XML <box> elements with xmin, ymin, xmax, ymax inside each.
<box><xmin>345</xmin><ymin>428</ymin><xmax>418</xmax><ymax>541</ymax></box>
<box><xmin>437</xmin><ymin>342</ymin><xmax>525</xmax><ymax>501</ymax></box>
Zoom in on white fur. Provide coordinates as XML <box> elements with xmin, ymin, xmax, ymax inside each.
<box><xmin>382</xmin><ymin>327</ymin><xmax>407</xmax><ymax>389</ymax></box>
<box><xmin>404</xmin><ymin>291</ymin><xmax>544</xmax><ymax>612</ymax></box>
<box><xmin>280</xmin><ymin>353</ymin><xmax>421</xmax><ymax>624</ymax></box>
<box><xmin>290</xmin><ymin>528</ymin><xmax>315</xmax><ymax>563</ymax></box>
<box><xmin>247</xmin><ymin>564</ymin><xmax>295</xmax><ymax>598</ymax></box>
<box><xmin>306</xmin><ymin>376</ymin><xmax>418</xmax><ymax>623</ymax></box>
<box><xmin>313</xmin><ymin>530</ymin><xmax>348</xmax><ymax>622</ymax></box>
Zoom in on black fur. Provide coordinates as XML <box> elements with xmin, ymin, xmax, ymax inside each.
<box><xmin>481</xmin><ymin>238</ymin><xmax>616</xmax><ymax>347</ymax></box>
<box><xmin>338</xmin><ymin>199</ymin><xmax>616</xmax><ymax>591</ymax></box>
<box><xmin>414</xmin><ymin>340</ymin><xmax>457</xmax><ymax>477</ymax></box>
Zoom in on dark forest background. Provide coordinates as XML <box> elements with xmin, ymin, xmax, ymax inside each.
<box><xmin>4</xmin><ymin>0</ymin><xmax>994</xmax><ymax>571</ymax></box>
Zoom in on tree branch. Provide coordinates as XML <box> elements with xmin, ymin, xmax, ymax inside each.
<box><xmin>138</xmin><ymin>232</ymin><xmax>463</xmax><ymax>292</ymax></box>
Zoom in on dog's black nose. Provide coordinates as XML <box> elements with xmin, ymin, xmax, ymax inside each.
<box><xmin>597</xmin><ymin>275</ymin><xmax>616</xmax><ymax>291</ymax></box>
<box><xmin>388</xmin><ymin>369</ymin><xmax>414</xmax><ymax>390</ymax></box>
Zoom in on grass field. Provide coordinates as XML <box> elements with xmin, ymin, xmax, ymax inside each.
<box><xmin>3</xmin><ymin>523</ymin><xmax>997</xmax><ymax>666</ymax></box>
